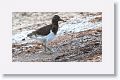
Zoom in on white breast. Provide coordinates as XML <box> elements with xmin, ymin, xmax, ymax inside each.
<box><xmin>44</xmin><ymin>30</ymin><xmax>55</xmax><ymax>42</ymax></box>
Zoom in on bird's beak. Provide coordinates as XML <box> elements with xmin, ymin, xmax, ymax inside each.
<box><xmin>59</xmin><ymin>18</ymin><xmax>66</xmax><ymax>22</ymax></box>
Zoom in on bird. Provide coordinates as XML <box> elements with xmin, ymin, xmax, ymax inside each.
<box><xmin>27</xmin><ymin>15</ymin><xmax>65</xmax><ymax>54</ymax></box>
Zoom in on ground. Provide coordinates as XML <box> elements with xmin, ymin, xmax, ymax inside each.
<box><xmin>12</xmin><ymin>12</ymin><xmax>102</xmax><ymax>62</ymax></box>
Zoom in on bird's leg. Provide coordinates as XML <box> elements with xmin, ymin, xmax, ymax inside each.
<box><xmin>43</xmin><ymin>40</ymin><xmax>51</xmax><ymax>52</ymax></box>
<box><xmin>42</xmin><ymin>40</ymin><xmax>53</xmax><ymax>54</ymax></box>
<box><xmin>42</xmin><ymin>41</ymin><xmax>47</xmax><ymax>52</ymax></box>
<box><xmin>40</xmin><ymin>40</ymin><xmax>47</xmax><ymax>52</ymax></box>
<box><xmin>46</xmin><ymin>44</ymin><xmax>52</xmax><ymax>52</ymax></box>
<box><xmin>46</xmin><ymin>43</ymin><xmax>54</xmax><ymax>54</ymax></box>
<box><xmin>44</xmin><ymin>42</ymin><xmax>47</xmax><ymax>52</ymax></box>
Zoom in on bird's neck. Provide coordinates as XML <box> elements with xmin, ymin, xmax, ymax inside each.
<box><xmin>51</xmin><ymin>21</ymin><xmax>59</xmax><ymax>35</ymax></box>
<box><xmin>52</xmin><ymin>20</ymin><xmax>58</xmax><ymax>26</ymax></box>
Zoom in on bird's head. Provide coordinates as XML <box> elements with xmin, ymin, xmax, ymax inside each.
<box><xmin>52</xmin><ymin>15</ymin><xmax>65</xmax><ymax>22</ymax></box>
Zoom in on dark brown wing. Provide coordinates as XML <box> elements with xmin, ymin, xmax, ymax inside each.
<box><xmin>34</xmin><ymin>24</ymin><xmax>52</xmax><ymax>36</ymax></box>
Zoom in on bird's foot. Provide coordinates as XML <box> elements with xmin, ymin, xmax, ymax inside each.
<box><xmin>47</xmin><ymin>47</ymin><xmax>53</xmax><ymax>52</ymax></box>
<box><xmin>44</xmin><ymin>47</ymin><xmax>54</xmax><ymax>55</ymax></box>
<box><xmin>43</xmin><ymin>50</ymin><xmax>53</xmax><ymax>55</ymax></box>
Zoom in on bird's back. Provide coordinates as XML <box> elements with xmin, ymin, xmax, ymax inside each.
<box><xmin>34</xmin><ymin>24</ymin><xmax>52</xmax><ymax>36</ymax></box>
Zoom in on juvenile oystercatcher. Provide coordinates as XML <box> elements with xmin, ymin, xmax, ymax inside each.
<box><xmin>27</xmin><ymin>15</ymin><xmax>65</xmax><ymax>54</ymax></box>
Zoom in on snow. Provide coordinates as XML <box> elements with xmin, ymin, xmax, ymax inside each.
<box><xmin>12</xmin><ymin>15</ymin><xmax>102</xmax><ymax>43</ymax></box>
<box><xmin>57</xmin><ymin>16</ymin><xmax>102</xmax><ymax>36</ymax></box>
<box><xmin>12</xmin><ymin>30</ymin><xmax>34</xmax><ymax>43</ymax></box>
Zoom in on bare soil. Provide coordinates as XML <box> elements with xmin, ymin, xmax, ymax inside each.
<box><xmin>12</xmin><ymin>28</ymin><xmax>102</xmax><ymax>62</ymax></box>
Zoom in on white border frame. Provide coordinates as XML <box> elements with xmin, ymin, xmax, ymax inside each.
<box><xmin>0</xmin><ymin>0</ymin><xmax>114</xmax><ymax>74</ymax></box>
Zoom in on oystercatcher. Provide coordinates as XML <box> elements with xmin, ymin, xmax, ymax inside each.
<box><xmin>27</xmin><ymin>15</ymin><xmax>65</xmax><ymax>54</ymax></box>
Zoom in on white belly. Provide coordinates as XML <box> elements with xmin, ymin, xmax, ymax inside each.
<box><xmin>30</xmin><ymin>30</ymin><xmax>55</xmax><ymax>43</ymax></box>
